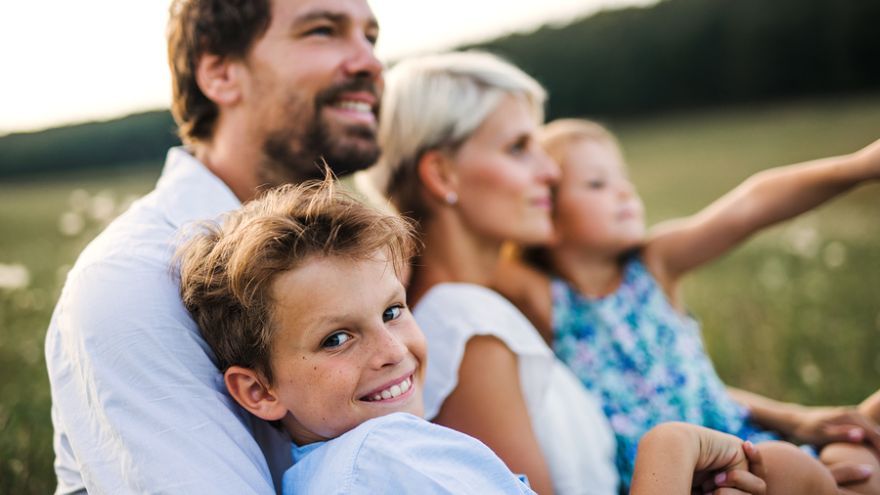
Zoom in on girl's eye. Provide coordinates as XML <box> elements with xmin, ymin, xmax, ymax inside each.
<box><xmin>321</xmin><ymin>331</ymin><xmax>351</xmax><ymax>349</ymax></box>
<box><xmin>586</xmin><ymin>180</ymin><xmax>606</xmax><ymax>189</ymax></box>
<box><xmin>383</xmin><ymin>305</ymin><xmax>403</xmax><ymax>323</ymax></box>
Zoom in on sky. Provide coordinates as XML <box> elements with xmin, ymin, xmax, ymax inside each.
<box><xmin>0</xmin><ymin>0</ymin><xmax>657</xmax><ymax>135</ymax></box>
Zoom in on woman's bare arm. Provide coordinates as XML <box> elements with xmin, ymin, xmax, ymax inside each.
<box><xmin>432</xmin><ymin>335</ymin><xmax>555</xmax><ymax>494</ymax></box>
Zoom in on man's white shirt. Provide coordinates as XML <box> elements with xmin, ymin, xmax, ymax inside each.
<box><xmin>45</xmin><ymin>148</ymin><xmax>291</xmax><ymax>494</ymax></box>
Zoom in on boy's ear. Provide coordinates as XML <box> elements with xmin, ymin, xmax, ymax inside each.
<box><xmin>417</xmin><ymin>149</ymin><xmax>459</xmax><ymax>205</ymax></box>
<box><xmin>195</xmin><ymin>53</ymin><xmax>244</xmax><ymax>107</ymax></box>
<box><xmin>224</xmin><ymin>366</ymin><xmax>287</xmax><ymax>421</ymax></box>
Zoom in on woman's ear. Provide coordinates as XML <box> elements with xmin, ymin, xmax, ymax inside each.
<box><xmin>417</xmin><ymin>149</ymin><xmax>459</xmax><ymax>205</ymax></box>
<box><xmin>224</xmin><ymin>366</ymin><xmax>286</xmax><ymax>421</ymax></box>
<box><xmin>195</xmin><ymin>53</ymin><xmax>244</xmax><ymax>107</ymax></box>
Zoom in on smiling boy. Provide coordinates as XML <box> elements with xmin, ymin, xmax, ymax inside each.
<box><xmin>176</xmin><ymin>180</ymin><xmax>536</xmax><ymax>493</ymax></box>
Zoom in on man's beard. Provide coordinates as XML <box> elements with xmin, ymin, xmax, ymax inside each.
<box><xmin>259</xmin><ymin>77</ymin><xmax>381</xmax><ymax>186</ymax></box>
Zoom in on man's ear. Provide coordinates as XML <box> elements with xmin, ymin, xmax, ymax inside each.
<box><xmin>224</xmin><ymin>366</ymin><xmax>287</xmax><ymax>421</ymax></box>
<box><xmin>195</xmin><ymin>53</ymin><xmax>244</xmax><ymax>107</ymax></box>
<box><xmin>417</xmin><ymin>149</ymin><xmax>459</xmax><ymax>204</ymax></box>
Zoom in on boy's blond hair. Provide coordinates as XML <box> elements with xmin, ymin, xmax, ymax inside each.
<box><xmin>177</xmin><ymin>180</ymin><xmax>417</xmax><ymax>384</ymax></box>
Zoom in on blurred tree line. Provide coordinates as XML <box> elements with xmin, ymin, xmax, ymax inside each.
<box><xmin>0</xmin><ymin>111</ymin><xmax>179</xmax><ymax>179</ymax></box>
<box><xmin>470</xmin><ymin>0</ymin><xmax>880</xmax><ymax>119</ymax></box>
<box><xmin>1</xmin><ymin>0</ymin><xmax>878</xmax><ymax>179</ymax></box>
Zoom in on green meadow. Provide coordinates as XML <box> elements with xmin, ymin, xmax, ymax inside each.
<box><xmin>1</xmin><ymin>95</ymin><xmax>879</xmax><ymax>493</ymax></box>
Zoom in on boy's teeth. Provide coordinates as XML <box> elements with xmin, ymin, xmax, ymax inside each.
<box><xmin>367</xmin><ymin>377</ymin><xmax>412</xmax><ymax>402</ymax></box>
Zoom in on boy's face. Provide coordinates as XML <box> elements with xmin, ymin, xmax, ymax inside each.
<box><xmin>267</xmin><ymin>252</ymin><xmax>426</xmax><ymax>445</ymax></box>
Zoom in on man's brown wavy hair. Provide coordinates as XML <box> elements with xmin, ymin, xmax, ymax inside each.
<box><xmin>167</xmin><ymin>0</ymin><xmax>271</xmax><ymax>144</ymax></box>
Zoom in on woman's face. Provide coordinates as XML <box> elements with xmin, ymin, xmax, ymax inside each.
<box><xmin>450</xmin><ymin>94</ymin><xmax>559</xmax><ymax>246</ymax></box>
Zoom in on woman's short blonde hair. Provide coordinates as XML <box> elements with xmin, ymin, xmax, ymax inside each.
<box><xmin>373</xmin><ymin>51</ymin><xmax>547</xmax><ymax>224</ymax></box>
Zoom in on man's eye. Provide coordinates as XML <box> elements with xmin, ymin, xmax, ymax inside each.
<box><xmin>383</xmin><ymin>305</ymin><xmax>403</xmax><ymax>322</ymax></box>
<box><xmin>321</xmin><ymin>331</ymin><xmax>351</xmax><ymax>349</ymax></box>
<box><xmin>306</xmin><ymin>25</ymin><xmax>334</xmax><ymax>37</ymax></box>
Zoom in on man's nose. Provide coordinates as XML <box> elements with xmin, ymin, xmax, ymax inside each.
<box><xmin>343</xmin><ymin>34</ymin><xmax>383</xmax><ymax>80</ymax></box>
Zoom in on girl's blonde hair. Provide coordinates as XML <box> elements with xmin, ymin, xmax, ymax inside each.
<box><xmin>538</xmin><ymin>118</ymin><xmax>620</xmax><ymax>171</ymax></box>
<box><xmin>373</xmin><ymin>51</ymin><xmax>547</xmax><ymax>224</ymax></box>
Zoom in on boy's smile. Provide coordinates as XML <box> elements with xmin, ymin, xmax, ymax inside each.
<box><xmin>263</xmin><ymin>250</ymin><xmax>426</xmax><ymax>446</ymax></box>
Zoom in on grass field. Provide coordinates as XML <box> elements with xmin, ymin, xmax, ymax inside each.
<box><xmin>1</xmin><ymin>94</ymin><xmax>879</xmax><ymax>493</ymax></box>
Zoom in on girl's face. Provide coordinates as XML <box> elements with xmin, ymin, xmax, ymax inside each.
<box><xmin>553</xmin><ymin>138</ymin><xmax>646</xmax><ymax>256</ymax></box>
<box><xmin>267</xmin><ymin>252</ymin><xmax>426</xmax><ymax>445</ymax></box>
<box><xmin>450</xmin><ymin>94</ymin><xmax>559</xmax><ymax>246</ymax></box>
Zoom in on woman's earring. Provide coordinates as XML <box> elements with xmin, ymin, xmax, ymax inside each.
<box><xmin>445</xmin><ymin>191</ymin><xmax>459</xmax><ymax>205</ymax></box>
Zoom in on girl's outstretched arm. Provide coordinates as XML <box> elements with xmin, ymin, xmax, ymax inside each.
<box><xmin>643</xmin><ymin>138</ymin><xmax>880</xmax><ymax>297</ymax></box>
<box><xmin>630</xmin><ymin>422</ymin><xmax>766</xmax><ymax>495</ymax></box>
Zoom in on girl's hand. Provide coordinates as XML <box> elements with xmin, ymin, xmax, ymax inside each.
<box><xmin>787</xmin><ymin>405</ymin><xmax>880</xmax><ymax>449</ymax></box>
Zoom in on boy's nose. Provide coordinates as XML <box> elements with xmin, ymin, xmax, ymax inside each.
<box><xmin>368</xmin><ymin>326</ymin><xmax>408</xmax><ymax>369</ymax></box>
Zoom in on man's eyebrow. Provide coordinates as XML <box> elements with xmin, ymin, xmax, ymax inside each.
<box><xmin>291</xmin><ymin>9</ymin><xmax>379</xmax><ymax>30</ymax></box>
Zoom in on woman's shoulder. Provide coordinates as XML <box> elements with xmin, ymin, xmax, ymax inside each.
<box><xmin>415</xmin><ymin>282</ymin><xmax>549</xmax><ymax>353</ymax></box>
<box><xmin>493</xmin><ymin>259</ymin><xmax>554</xmax><ymax>339</ymax></box>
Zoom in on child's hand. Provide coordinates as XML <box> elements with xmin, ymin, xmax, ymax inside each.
<box><xmin>632</xmin><ymin>423</ymin><xmax>766</xmax><ymax>495</ymax></box>
<box><xmin>786</xmin><ymin>405</ymin><xmax>880</xmax><ymax>450</ymax></box>
<box><xmin>691</xmin><ymin>432</ymin><xmax>766</xmax><ymax>495</ymax></box>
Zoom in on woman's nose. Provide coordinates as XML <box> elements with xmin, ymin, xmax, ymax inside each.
<box><xmin>535</xmin><ymin>148</ymin><xmax>561</xmax><ymax>185</ymax></box>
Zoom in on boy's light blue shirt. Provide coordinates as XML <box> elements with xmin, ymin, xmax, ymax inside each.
<box><xmin>283</xmin><ymin>412</ymin><xmax>536</xmax><ymax>494</ymax></box>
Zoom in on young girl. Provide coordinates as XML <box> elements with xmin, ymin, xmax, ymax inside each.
<box><xmin>496</xmin><ymin>118</ymin><xmax>880</xmax><ymax>493</ymax></box>
<box><xmin>176</xmin><ymin>180</ymin><xmax>767</xmax><ymax>495</ymax></box>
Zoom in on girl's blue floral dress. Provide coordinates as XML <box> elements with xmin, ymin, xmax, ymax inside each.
<box><xmin>551</xmin><ymin>256</ymin><xmax>778</xmax><ymax>492</ymax></box>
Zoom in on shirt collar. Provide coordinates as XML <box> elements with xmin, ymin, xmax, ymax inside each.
<box><xmin>156</xmin><ymin>147</ymin><xmax>242</xmax><ymax>229</ymax></box>
<box><xmin>290</xmin><ymin>439</ymin><xmax>323</xmax><ymax>464</ymax></box>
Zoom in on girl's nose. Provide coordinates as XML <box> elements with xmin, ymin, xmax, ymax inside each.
<box><xmin>617</xmin><ymin>179</ymin><xmax>637</xmax><ymax>198</ymax></box>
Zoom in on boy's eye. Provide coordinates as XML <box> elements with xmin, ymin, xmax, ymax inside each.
<box><xmin>383</xmin><ymin>304</ymin><xmax>403</xmax><ymax>323</ymax></box>
<box><xmin>321</xmin><ymin>331</ymin><xmax>351</xmax><ymax>349</ymax></box>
